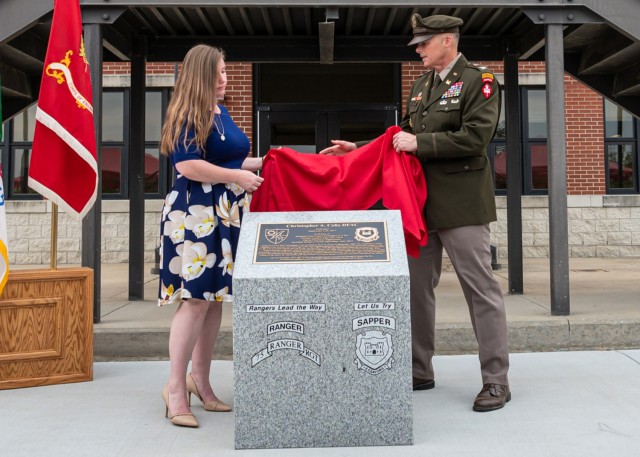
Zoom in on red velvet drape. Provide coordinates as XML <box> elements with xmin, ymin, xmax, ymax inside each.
<box><xmin>250</xmin><ymin>126</ymin><xmax>427</xmax><ymax>257</ymax></box>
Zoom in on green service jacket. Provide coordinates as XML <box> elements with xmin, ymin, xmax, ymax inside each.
<box><xmin>399</xmin><ymin>54</ymin><xmax>501</xmax><ymax>230</ymax></box>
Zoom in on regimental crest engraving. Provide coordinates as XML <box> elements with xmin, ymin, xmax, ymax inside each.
<box><xmin>265</xmin><ymin>228</ymin><xmax>289</xmax><ymax>244</ymax></box>
<box><xmin>354</xmin><ymin>227</ymin><xmax>379</xmax><ymax>243</ymax></box>
<box><xmin>354</xmin><ymin>330</ymin><xmax>394</xmax><ymax>375</ymax></box>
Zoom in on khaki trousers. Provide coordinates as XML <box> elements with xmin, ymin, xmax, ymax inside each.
<box><xmin>408</xmin><ymin>224</ymin><xmax>510</xmax><ymax>386</ymax></box>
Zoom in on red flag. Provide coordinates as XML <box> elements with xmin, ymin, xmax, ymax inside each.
<box><xmin>29</xmin><ymin>0</ymin><xmax>98</xmax><ymax>219</ymax></box>
<box><xmin>251</xmin><ymin>126</ymin><xmax>428</xmax><ymax>257</ymax></box>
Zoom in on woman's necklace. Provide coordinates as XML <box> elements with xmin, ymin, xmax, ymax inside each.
<box><xmin>213</xmin><ymin>112</ymin><xmax>226</xmax><ymax>141</ymax></box>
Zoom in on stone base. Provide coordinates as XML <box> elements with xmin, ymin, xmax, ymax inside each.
<box><xmin>233</xmin><ymin>211</ymin><xmax>413</xmax><ymax>449</ymax></box>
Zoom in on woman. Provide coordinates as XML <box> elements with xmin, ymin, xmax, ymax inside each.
<box><xmin>157</xmin><ymin>44</ymin><xmax>264</xmax><ymax>428</ymax></box>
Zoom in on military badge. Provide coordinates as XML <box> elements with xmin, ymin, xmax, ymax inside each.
<box><xmin>265</xmin><ymin>228</ymin><xmax>289</xmax><ymax>244</ymax></box>
<box><xmin>482</xmin><ymin>82</ymin><xmax>493</xmax><ymax>99</ymax></box>
<box><xmin>354</xmin><ymin>330</ymin><xmax>394</xmax><ymax>375</ymax></box>
<box><xmin>355</xmin><ymin>227</ymin><xmax>379</xmax><ymax>243</ymax></box>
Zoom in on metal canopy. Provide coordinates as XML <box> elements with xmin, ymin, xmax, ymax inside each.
<box><xmin>2</xmin><ymin>1</ymin><xmax>640</xmax><ymax>119</ymax></box>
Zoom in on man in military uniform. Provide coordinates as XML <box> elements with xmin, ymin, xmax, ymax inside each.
<box><xmin>321</xmin><ymin>14</ymin><xmax>510</xmax><ymax>412</ymax></box>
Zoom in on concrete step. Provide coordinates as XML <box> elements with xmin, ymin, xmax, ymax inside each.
<box><xmin>94</xmin><ymin>319</ymin><xmax>640</xmax><ymax>361</ymax></box>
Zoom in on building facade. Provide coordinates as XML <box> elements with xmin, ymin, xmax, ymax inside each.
<box><xmin>2</xmin><ymin>60</ymin><xmax>639</xmax><ymax>264</ymax></box>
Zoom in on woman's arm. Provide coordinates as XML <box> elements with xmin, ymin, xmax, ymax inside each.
<box><xmin>176</xmin><ymin>159</ymin><xmax>263</xmax><ymax>191</ymax></box>
<box><xmin>241</xmin><ymin>156</ymin><xmax>264</xmax><ymax>172</ymax></box>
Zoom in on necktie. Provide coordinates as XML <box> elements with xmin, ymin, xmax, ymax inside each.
<box><xmin>431</xmin><ymin>73</ymin><xmax>441</xmax><ymax>98</ymax></box>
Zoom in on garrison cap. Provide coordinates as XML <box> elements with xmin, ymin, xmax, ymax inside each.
<box><xmin>408</xmin><ymin>14</ymin><xmax>464</xmax><ymax>46</ymax></box>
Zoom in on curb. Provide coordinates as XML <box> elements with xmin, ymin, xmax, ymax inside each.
<box><xmin>94</xmin><ymin>320</ymin><xmax>640</xmax><ymax>361</ymax></box>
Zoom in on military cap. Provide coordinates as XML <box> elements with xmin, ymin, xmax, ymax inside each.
<box><xmin>408</xmin><ymin>14</ymin><xmax>464</xmax><ymax>46</ymax></box>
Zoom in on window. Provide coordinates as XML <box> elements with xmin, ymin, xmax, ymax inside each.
<box><xmin>1</xmin><ymin>88</ymin><xmax>171</xmax><ymax>200</ymax></box>
<box><xmin>489</xmin><ymin>87</ymin><xmax>548</xmax><ymax>196</ymax></box>
<box><xmin>523</xmin><ymin>88</ymin><xmax>548</xmax><ymax>194</ymax></box>
<box><xmin>488</xmin><ymin>96</ymin><xmax>506</xmax><ymax>193</ymax></box>
<box><xmin>102</xmin><ymin>90</ymin><xmax>126</xmax><ymax>196</ymax></box>
<box><xmin>8</xmin><ymin>103</ymin><xmax>38</xmax><ymax>198</ymax></box>
<box><xmin>604</xmin><ymin>100</ymin><xmax>638</xmax><ymax>193</ymax></box>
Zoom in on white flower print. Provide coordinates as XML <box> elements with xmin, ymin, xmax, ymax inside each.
<box><xmin>218</xmin><ymin>238</ymin><xmax>234</xmax><ymax>276</ymax></box>
<box><xmin>162</xmin><ymin>191</ymin><xmax>179</xmax><ymax>219</ymax></box>
<box><xmin>158</xmin><ymin>282</ymin><xmax>182</xmax><ymax>307</ymax></box>
<box><xmin>168</xmin><ymin>247</ymin><xmax>184</xmax><ymax>275</ymax></box>
<box><xmin>216</xmin><ymin>193</ymin><xmax>241</xmax><ymax>228</ymax></box>
<box><xmin>179</xmin><ymin>240</ymin><xmax>216</xmax><ymax>281</ymax></box>
<box><xmin>227</xmin><ymin>182</ymin><xmax>245</xmax><ymax>197</ymax></box>
<box><xmin>185</xmin><ymin>205</ymin><xmax>216</xmax><ymax>238</ymax></box>
<box><xmin>239</xmin><ymin>193</ymin><xmax>251</xmax><ymax>214</ymax></box>
<box><xmin>202</xmin><ymin>182</ymin><xmax>212</xmax><ymax>193</ymax></box>
<box><xmin>164</xmin><ymin>210</ymin><xmax>186</xmax><ymax>244</ymax></box>
<box><xmin>203</xmin><ymin>286</ymin><xmax>228</xmax><ymax>302</ymax></box>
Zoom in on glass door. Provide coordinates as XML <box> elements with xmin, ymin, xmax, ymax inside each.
<box><xmin>257</xmin><ymin>107</ymin><xmax>396</xmax><ymax>157</ymax></box>
<box><xmin>257</xmin><ymin>110</ymin><xmax>328</xmax><ymax>157</ymax></box>
<box><xmin>329</xmin><ymin>110</ymin><xmax>397</xmax><ymax>143</ymax></box>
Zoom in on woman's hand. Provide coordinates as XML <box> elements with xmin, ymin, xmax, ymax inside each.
<box><xmin>235</xmin><ymin>169</ymin><xmax>264</xmax><ymax>193</ymax></box>
<box><xmin>318</xmin><ymin>140</ymin><xmax>356</xmax><ymax>156</ymax></box>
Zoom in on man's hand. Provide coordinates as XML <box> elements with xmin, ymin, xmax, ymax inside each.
<box><xmin>393</xmin><ymin>131</ymin><xmax>418</xmax><ymax>154</ymax></box>
<box><xmin>318</xmin><ymin>140</ymin><xmax>356</xmax><ymax>156</ymax></box>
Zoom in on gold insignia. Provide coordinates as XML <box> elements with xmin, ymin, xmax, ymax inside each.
<box><xmin>44</xmin><ymin>49</ymin><xmax>93</xmax><ymax>112</ymax></box>
<box><xmin>445</xmin><ymin>79</ymin><xmax>451</xmax><ymax>85</ymax></box>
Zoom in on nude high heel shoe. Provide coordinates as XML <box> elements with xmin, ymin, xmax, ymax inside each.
<box><xmin>186</xmin><ymin>373</ymin><xmax>232</xmax><ymax>412</ymax></box>
<box><xmin>162</xmin><ymin>385</ymin><xmax>199</xmax><ymax>427</ymax></box>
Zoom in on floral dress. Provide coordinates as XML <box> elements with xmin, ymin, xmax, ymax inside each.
<box><xmin>158</xmin><ymin>105</ymin><xmax>251</xmax><ymax>306</ymax></box>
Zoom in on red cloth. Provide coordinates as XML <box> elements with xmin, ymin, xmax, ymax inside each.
<box><xmin>29</xmin><ymin>0</ymin><xmax>98</xmax><ymax>219</ymax></box>
<box><xmin>250</xmin><ymin>126</ymin><xmax>428</xmax><ymax>257</ymax></box>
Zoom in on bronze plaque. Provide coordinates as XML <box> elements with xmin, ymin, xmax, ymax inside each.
<box><xmin>253</xmin><ymin>221</ymin><xmax>389</xmax><ymax>264</ymax></box>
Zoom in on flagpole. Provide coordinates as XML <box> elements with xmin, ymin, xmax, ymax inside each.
<box><xmin>50</xmin><ymin>202</ymin><xmax>58</xmax><ymax>270</ymax></box>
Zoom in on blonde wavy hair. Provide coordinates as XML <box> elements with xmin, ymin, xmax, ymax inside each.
<box><xmin>160</xmin><ymin>44</ymin><xmax>225</xmax><ymax>156</ymax></box>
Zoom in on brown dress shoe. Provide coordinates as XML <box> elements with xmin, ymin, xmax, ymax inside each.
<box><xmin>473</xmin><ymin>383</ymin><xmax>511</xmax><ymax>412</ymax></box>
<box><xmin>412</xmin><ymin>377</ymin><xmax>435</xmax><ymax>391</ymax></box>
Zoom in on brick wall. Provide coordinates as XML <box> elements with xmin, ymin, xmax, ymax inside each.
<box><xmin>223</xmin><ymin>63</ymin><xmax>254</xmax><ymax>153</ymax></box>
<box><xmin>565</xmin><ymin>77</ymin><xmax>606</xmax><ymax>194</ymax></box>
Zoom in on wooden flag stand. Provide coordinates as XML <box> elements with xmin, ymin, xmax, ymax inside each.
<box><xmin>0</xmin><ymin>203</ymin><xmax>94</xmax><ymax>389</ymax></box>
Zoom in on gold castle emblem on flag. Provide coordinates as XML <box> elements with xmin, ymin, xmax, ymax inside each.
<box><xmin>45</xmin><ymin>39</ymin><xmax>93</xmax><ymax>113</ymax></box>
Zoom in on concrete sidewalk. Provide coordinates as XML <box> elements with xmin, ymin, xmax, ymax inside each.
<box><xmin>94</xmin><ymin>258</ymin><xmax>640</xmax><ymax>360</ymax></box>
<box><xmin>1</xmin><ymin>351</ymin><xmax>639</xmax><ymax>456</ymax></box>
<box><xmin>3</xmin><ymin>259</ymin><xmax>639</xmax><ymax>456</ymax></box>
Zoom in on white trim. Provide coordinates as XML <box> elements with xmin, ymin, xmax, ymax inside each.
<box><xmin>27</xmin><ymin>176</ymin><xmax>97</xmax><ymax>220</ymax></box>
<box><xmin>31</xmin><ymin>107</ymin><xmax>99</xmax><ymax>220</ymax></box>
<box><xmin>35</xmin><ymin>107</ymin><xmax>99</xmax><ymax>171</ymax></box>
<box><xmin>103</xmin><ymin>74</ymin><xmax>176</xmax><ymax>88</ymax></box>
<box><xmin>493</xmin><ymin>73</ymin><xmax>547</xmax><ymax>86</ymax></box>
